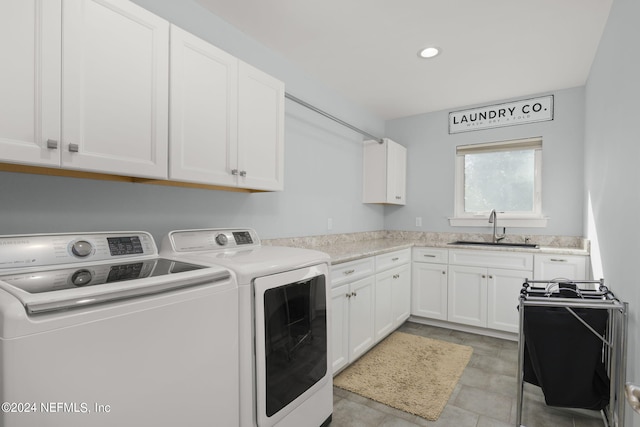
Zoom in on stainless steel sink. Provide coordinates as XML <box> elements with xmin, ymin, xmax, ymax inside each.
<box><xmin>449</xmin><ymin>240</ymin><xmax>539</xmax><ymax>249</ymax></box>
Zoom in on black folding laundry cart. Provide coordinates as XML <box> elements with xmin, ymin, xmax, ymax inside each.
<box><xmin>516</xmin><ymin>279</ymin><xmax>628</xmax><ymax>427</ymax></box>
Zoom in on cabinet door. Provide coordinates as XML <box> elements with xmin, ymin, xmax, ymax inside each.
<box><xmin>331</xmin><ymin>283</ymin><xmax>350</xmax><ymax>374</ymax></box>
<box><xmin>0</xmin><ymin>0</ymin><xmax>61</xmax><ymax>167</ymax></box>
<box><xmin>62</xmin><ymin>0</ymin><xmax>169</xmax><ymax>178</ymax></box>
<box><xmin>533</xmin><ymin>254</ymin><xmax>588</xmax><ymax>281</ymax></box>
<box><xmin>386</xmin><ymin>141</ymin><xmax>407</xmax><ymax>204</ymax></box>
<box><xmin>362</xmin><ymin>138</ymin><xmax>406</xmax><ymax>205</ymax></box>
<box><xmin>447</xmin><ymin>265</ymin><xmax>487</xmax><ymax>327</ymax></box>
<box><xmin>412</xmin><ymin>262</ymin><xmax>448</xmax><ymax>320</ymax></box>
<box><xmin>374</xmin><ymin>270</ymin><xmax>394</xmax><ymax>342</ymax></box>
<box><xmin>169</xmin><ymin>25</ymin><xmax>238</xmax><ymax>186</ymax></box>
<box><xmin>391</xmin><ymin>264</ymin><xmax>411</xmax><ymax>327</ymax></box>
<box><xmin>487</xmin><ymin>268</ymin><xmax>529</xmax><ymax>333</ymax></box>
<box><xmin>237</xmin><ymin>61</ymin><xmax>284</xmax><ymax>191</ymax></box>
<box><xmin>348</xmin><ymin>276</ymin><xmax>375</xmax><ymax>362</ymax></box>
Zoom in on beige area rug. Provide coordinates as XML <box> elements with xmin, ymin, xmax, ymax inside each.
<box><xmin>333</xmin><ymin>331</ymin><xmax>473</xmax><ymax>421</ymax></box>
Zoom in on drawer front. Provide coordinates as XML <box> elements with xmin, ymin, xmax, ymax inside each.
<box><xmin>331</xmin><ymin>256</ymin><xmax>375</xmax><ymax>287</ymax></box>
<box><xmin>533</xmin><ymin>254</ymin><xmax>588</xmax><ymax>281</ymax></box>
<box><xmin>412</xmin><ymin>247</ymin><xmax>448</xmax><ymax>264</ymax></box>
<box><xmin>449</xmin><ymin>249</ymin><xmax>533</xmax><ymax>271</ymax></box>
<box><xmin>376</xmin><ymin>249</ymin><xmax>411</xmax><ymax>271</ymax></box>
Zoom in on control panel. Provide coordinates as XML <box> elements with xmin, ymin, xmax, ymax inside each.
<box><xmin>169</xmin><ymin>229</ymin><xmax>261</xmax><ymax>252</ymax></box>
<box><xmin>0</xmin><ymin>232</ymin><xmax>157</xmax><ymax>270</ymax></box>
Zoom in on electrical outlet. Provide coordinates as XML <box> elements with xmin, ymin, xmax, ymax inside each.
<box><xmin>327</xmin><ymin>218</ymin><xmax>333</xmax><ymax>230</ymax></box>
<box><xmin>416</xmin><ymin>217</ymin><xmax>422</xmax><ymax>227</ymax></box>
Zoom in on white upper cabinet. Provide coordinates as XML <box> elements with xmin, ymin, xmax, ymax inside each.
<box><xmin>2</xmin><ymin>0</ymin><xmax>284</xmax><ymax>190</ymax></box>
<box><xmin>169</xmin><ymin>31</ymin><xmax>284</xmax><ymax>191</ymax></box>
<box><xmin>0</xmin><ymin>0</ymin><xmax>169</xmax><ymax>178</ymax></box>
<box><xmin>363</xmin><ymin>138</ymin><xmax>407</xmax><ymax>205</ymax></box>
<box><xmin>0</xmin><ymin>0</ymin><xmax>61</xmax><ymax>167</ymax></box>
<box><xmin>169</xmin><ymin>25</ymin><xmax>238</xmax><ymax>186</ymax></box>
<box><xmin>62</xmin><ymin>0</ymin><xmax>169</xmax><ymax>179</ymax></box>
<box><xmin>237</xmin><ymin>61</ymin><xmax>285</xmax><ymax>191</ymax></box>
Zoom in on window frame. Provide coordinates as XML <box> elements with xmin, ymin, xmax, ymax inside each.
<box><xmin>449</xmin><ymin>137</ymin><xmax>548</xmax><ymax>228</ymax></box>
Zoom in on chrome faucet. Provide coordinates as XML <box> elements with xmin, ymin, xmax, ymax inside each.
<box><xmin>488</xmin><ymin>209</ymin><xmax>506</xmax><ymax>243</ymax></box>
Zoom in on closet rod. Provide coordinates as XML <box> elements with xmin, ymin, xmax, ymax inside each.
<box><xmin>285</xmin><ymin>92</ymin><xmax>383</xmax><ymax>143</ymax></box>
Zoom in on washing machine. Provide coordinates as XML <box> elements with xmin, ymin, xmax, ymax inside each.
<box><xmin>0</xmin><ymin>231</ymin><xmax>239</xmax><ymax>427</ymax></box>
<box><xmin>160</xmin><ymin>228</ymin><xmax>332</xmax><ymax>427</ymax></box>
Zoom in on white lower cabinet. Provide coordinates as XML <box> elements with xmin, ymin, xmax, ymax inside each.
<box><xmin>331</xmin><ymin>249</ymin><xmax>410</xmax><ymax>374</ymax></box>
<box><xmin>348</xmin><ymin>276</ymin><xmax>376</xmax><ymax>361</ymax></box>
<box><xmin>331</xmin><ymin>257</ymin><xmax>376</xmax><ymax>374</ymax></box>
<box><xmin>412</xmin><ymin>248</ymin><xmax>590</xmax><ymax>336</ymax></box>
<box><xmin>447</xmin><ymin>265</ymin><xmax>528</xmax><ymax>333</ymax></box>
<box><xmin>447</xmin><ymin>265</ymin><xmax>487</xmax><ymax>328</ymax></box>
<box><xmin>443</xmin><ymin>249</ymin><xmax>533</xmax><ymax>334</ymax></box>
<box><xmin>374</xmin><ymin>264</ymin><xmax>410</xmax><ymax>341</ymax></box>
<box><xmin>411</xmin><ymin>248</ymin><xmax>448</xmax><ymax>320</ymax></box>
<box><xmin>533</xmin><ymin>254</ymin><xmax>588</xmax><ymax>280</ymax></box>
<box><xmin>331</xmin><ymin>283</ymin><xmax>350</xmax><ymax>373</ymax></box>
<box><xmin>487</xmin><ymin>268</ymin><xmax>531</xmax><ymax>333</ymax></box>
<box><xmin>331</xmin><ymin>276</ymin><xmax>375</xmax><ymax>373</ymax></box>
<box><xmin>391</xmin><ymin>264</ymin><xmax>411</xmax><ymax>326</ymax></box>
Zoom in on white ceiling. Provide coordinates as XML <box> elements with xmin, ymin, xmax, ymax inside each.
<box><xmin>195</xmin><ymin>0</ymin><xmax>612</xmax><ymax>120</ymax></box>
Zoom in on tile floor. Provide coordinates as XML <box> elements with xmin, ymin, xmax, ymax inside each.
<box><xmin>330</xmin><ymin>321</ymin><xmax>605</xmax><ymax>427</ymax></box>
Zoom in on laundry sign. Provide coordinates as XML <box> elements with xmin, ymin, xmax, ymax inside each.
<box><xmin>449</xmin><ymin>95</ymin><xmax>554</xmax><ymax>134</ymax></box>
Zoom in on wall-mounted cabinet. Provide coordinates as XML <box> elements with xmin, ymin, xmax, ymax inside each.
<box><xmin>169</xmin><ymin>25</ymin><xmax>238</xmax><ymax>187</ymax></box>
<box><xmin>236</xmin><ymin>62</ymin><xmax>284</xmax><ymax>191</ymax></box>
<box><xmin>170</xmin><ymin>27</ymin><xmax>284</xmax><ymax>191</ymax></box>
<box><xmin>0</xmin><ymin>0</ymin><xmax>169</xmax><ymax>179</ymax></box>
<box><xmin>0</xmin><ymin>0</ymin><xmax>61</xmax><ymax>168</ymax></box>
<box><xmin>363</xmin><ymin>138</ymin><xmax>407</xmax><ymax>205</ymax></box>
<box><xmin>0</xmin><ymin>0</ymin><xmax>284</xmax><ymax>191</ymax></box>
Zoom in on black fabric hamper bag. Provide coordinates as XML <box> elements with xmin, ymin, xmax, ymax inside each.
<box><xmin>522</xmin><ymin>303</ymin><xmax>610</xmax><ymax>410</ymax></box>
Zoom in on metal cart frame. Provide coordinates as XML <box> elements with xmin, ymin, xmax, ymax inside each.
<box><xmin>516</xmin><ymin>279</ymin><xmax>628</xmax><ymax>427</ymax></box>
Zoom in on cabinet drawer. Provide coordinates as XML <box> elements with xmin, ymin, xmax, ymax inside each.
<box><xmin>533</xmin><ymin>254</ymin><xmax>588</xmax><ymax>281</ymax></box>
<box><xmin>449</xmin><ymin>249</ymin><xmax>533</xmax><ymax>271</ymax></box>
<box><xmin>331</xmin><ymin>257</ymin><xmax>375</xmax><ymax>287</ymax></box>
<box><xmin>413</xmin><ymin>247</ymin><xmax>448</xmax><ymax>264</ymax></box>
<box><xmin>376</xmin><ymin>249</ymin><xmax>411</xmax><ymax>271</ymax></box>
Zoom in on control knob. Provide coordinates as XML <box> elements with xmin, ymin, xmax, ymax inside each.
<box><xmin>215</xmin><ymin>233</ymin><xmax>228</xmax><ymax>246</ymax></box>
<box><xmin>71</xmin><ymin>240</ymin><xmax>93</xmax><ymax>257</ymax></box>
<box><xmin>71</xmin><ymin>269</ymin><xmax>92</xmax><ymax>286</ymax></box>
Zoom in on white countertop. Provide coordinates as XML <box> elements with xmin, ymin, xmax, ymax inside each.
<box><xmin>288</xmin><ymin>238</ymin><xmax>589</xmax><ymax>265</ymax></box>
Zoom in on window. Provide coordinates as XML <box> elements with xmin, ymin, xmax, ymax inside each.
<box><xmin>451</xmin><ymin>137</ymin><xmax>545</xmax><ymax>227</ymax></box>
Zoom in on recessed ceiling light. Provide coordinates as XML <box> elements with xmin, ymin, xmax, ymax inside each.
<box><xmin>418</xmin><ymin>47</ymin><xmax>440</xmax><ymax>59</ymax></box>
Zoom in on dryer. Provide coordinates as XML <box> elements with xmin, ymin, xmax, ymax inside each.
<box><xmin>160</xmin><ymin>228</ymin><xmax>332</xmax><ymax>427</ymax></box>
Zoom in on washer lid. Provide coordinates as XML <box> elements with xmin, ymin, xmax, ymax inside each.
<box><xmin>0</xmin><ymin>259</ymin><xmax>231</xmax><ymax>314</ymax></box>
<box><xmin>0</xmin><ymin>258</ymin><xmax>208</xmax><ymax>294</ymax></box>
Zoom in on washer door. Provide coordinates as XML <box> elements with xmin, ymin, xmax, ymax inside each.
<box><xmin>253</xmin><ymin>263</ymin><xmax>330</xmax><ymax>427</ymax></box>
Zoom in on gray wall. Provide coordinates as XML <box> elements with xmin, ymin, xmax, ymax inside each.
<box><xmin>0</xmin><ymin>0</ymin><xmax>386</xmax><ymax>242</ymax></box>
<box><xmin>384</xmin><ymin>87</ymin><xmax>585</xmax><ymax>237</ymax></box>
<box><xmin>584</xmin><ymin>0</ymin><xmax>640</xmax><ymax>425</ymax></box>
